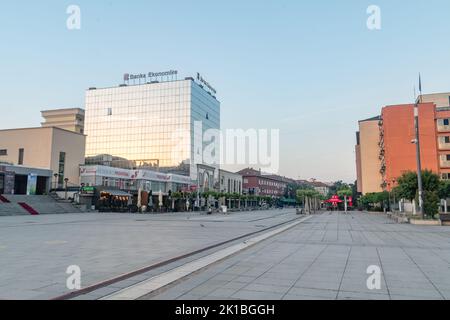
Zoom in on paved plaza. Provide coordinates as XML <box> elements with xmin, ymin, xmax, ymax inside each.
<box><xmin>143</xmin><ymin>212</ymin><xmax>450</xmax><ymax>300</ymax></box>
<box><xmin>0</xmin><ymin>209</ymin><xmax>298</xmax><ymax>299</ymax></box>
<box><xmin>2</xmin><ymin>210</ymin><xmax>450</xmax><ymax>300</ymax></box>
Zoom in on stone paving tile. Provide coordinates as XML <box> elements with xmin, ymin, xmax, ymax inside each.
<box><xmin>337</xmin><ymin>291</ymin><xmax>390</xmax><ymax>300</ymax></box>
<box><xmin>286</xmin><ymin>287</ymin><xmax>337</xmax><ymax>299</ymax></box>
<box><xmin>242</xmin><ymin>283</ymin><xmax>291</xmax><ymax>294</ymax></box>
<box><xmin>231</xmin><ymin>290</ymin><xmax>284</xmax><ymax>300</ymax></box>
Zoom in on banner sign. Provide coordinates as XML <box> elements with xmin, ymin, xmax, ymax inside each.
<box><xmin>27</xmin><ymin>174</ymin><xmax>37</xmax><ymax>195</ymax></box>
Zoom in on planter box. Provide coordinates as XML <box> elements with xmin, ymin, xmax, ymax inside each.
<box><xmin>440</xmin><ymin>213</ymin><xmax>450</xmax><ymax>226</ymax></box>
<box><xmin>409</xmin><ymin>219</ymin><xmax>441</xmax><ymax>226</ymax></box>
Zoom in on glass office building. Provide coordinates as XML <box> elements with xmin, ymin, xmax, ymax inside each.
<box><xmin>84</xmin><ymin>77</ymin><xmax>220</xmax><ymax>181</ymax></box>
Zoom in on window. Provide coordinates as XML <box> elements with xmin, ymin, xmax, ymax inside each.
<box><xmin>58</xmin><ymin>152</ymin><xmax>66</xmax><ymax>186</ymax></box>
<box><xmin>107</xmin><ymin>108</ymin><xmax>113</xmax><ymax>116</ymax></box>
<box><xmin>446</xmin><ymin>155</ymin><xmax>450</xmax><ymax>162</ymax></box>
<box><xmin>0</xmin><ymin>149</ymin><xmax>7</xmax><ymax>156</ymax></box>
<box><xmin>444</xmin><ymin>119</ymin><xmax>450</xmax><ymax>126</ymax></box>
<box><xmin>445</xmin><ymin>137</ymin><xmax>450</xmax><ymax>144</ymax></box>
<box><xmin>18</xmin><ymin>148</ymin><xmax>24</xmax><ymax>165</ymax></box>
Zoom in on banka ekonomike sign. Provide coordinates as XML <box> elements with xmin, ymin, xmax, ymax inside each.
<box><xmin>123</xmin><ymin>70</ymin><xmax>178</xmax><ymax>82</ymax></box>
<box><xmin>196</xmin><ymin>72</ymin><xmax>217</xmax><ymax>95</ymax></box>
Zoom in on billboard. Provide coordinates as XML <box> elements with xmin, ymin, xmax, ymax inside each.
<box><xmin>27</xmin><ymin>174</ymin><xmax>37</xmax><ymax>195</ymax></box>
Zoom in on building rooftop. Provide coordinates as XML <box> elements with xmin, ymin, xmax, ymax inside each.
<box><xmin>0</xmin><ymin>126</ymin><xmax>86</xmax><ymax>136</ymax></box>
<box><xmin>41</xmin><ymin>108</ymin><xmax>85</xmax><ymax>114</ymax></box>
<box><xmin>86</xmin><ymin>75</ymin><xmax>220</xmax><ymax>101</ymax></box>
<box><xmin>359</xmin><ymin>115</ymin><xmax>381</xmax><ymax>123</ymax></box>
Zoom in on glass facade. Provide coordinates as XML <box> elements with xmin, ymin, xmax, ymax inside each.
<box><xmin>85</xmin><ymin>79</ymin><xmax>220</xmax><ymax>180</ymax></box>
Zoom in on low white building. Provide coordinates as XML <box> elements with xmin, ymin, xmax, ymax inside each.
<box><xmin>79</xmin><ymin>165</ymin><xmax>192</xmax><ymax>195</ymax></box>
<box><xmin>219</xmin><ymin>169</ymin><xmax>243</xmax><ymax>194</ymax></box>
<box><xmin>311</xmin><ymin>181</ymin><xmax>330</xmax><ymax>197</ymax></box>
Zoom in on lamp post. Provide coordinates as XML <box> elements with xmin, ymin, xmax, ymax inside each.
<box><xmin>387</xmin><ymin>182</ymin><xmax>392</xmax><ymax>212</ymax></box>
<box><xmin>391</xmin><ymin>179</ymin><xmax>397</xmax><ymax>211</ymax></box>
<box><xmin>64</xmin><ymin>178</ymin><xmax>69</xmax><ymax>200</ymax></box>
<box><xmin>413</xmin><ymin>100</ymin><xmax>425</xmax><ymax>218</ymax></box>
<box><xmin>53</xmin><ymin>173</ymin><xmax>59</xmax><ymax>190</ymax></box>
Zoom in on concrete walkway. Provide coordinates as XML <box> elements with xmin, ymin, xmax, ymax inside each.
<box><xmin>143</xmin><ymin>212</ymin><xmax>450</xmax><ymax>300</ymax></box>
<box><xmin>0</xmin><ymin>209</ymin><xmax>300</xmax><ymax>299</ymax></box>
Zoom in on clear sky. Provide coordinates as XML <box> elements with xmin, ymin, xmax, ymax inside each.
<box><xmin>1</xmin><ymin>0</ymin><xmax>450</xmax><ymax>183</ymax></box>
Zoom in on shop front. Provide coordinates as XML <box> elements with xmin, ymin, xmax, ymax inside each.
<box><xmin>0</xmin><ymin>165</ymin><xmax>52</xmax><ymax>195</ymax></box>
<box><xmin>79</xmin><ymin>165</ymin><xmax>194</xmax><ymax>212</ymax></box>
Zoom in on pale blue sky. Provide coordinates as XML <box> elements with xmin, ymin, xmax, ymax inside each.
<box><xmin>1</xmin><ymin>0</ymin><xmax>450</xmax><ymax>182</ymax></box>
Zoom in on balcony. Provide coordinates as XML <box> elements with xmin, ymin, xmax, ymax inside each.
<box><xmin>440</xmin><ymin>155</ymin><xmax>450</xmax><ymax>168</ymax></box>
<box><xmin>438</xmin><ymin>138</ymin><xmax>450</xmax><ymax>150</ymax></box>
<box><xmin>437</xmin><ymin>119</ymin><xmax>450</xmax><ymax>132</ymax></box>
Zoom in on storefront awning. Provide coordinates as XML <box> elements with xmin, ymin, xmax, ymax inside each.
<box><xmin>101</xmin><ymin>190</ymin><xmax>131</xmax><ymax>197</ymax></box>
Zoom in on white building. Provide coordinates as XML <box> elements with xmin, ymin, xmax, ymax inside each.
<box><xmin>79</xmin><ymin>165</ymin><xmax>192</xmax><ymax>195</ymax></box>
<box><xmin>219</xmin><ymin>169</ymin><xmax>243</xmax><ymax>194</ymax></box>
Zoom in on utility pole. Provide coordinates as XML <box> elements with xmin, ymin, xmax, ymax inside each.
<box><xmin>413</xmin><ymin>74</ymin><xmax>425</xmax><ymax>218</ymax></box>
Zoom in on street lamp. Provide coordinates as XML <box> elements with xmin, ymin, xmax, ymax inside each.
<box><xmin>391</xmin><ymin>179</ymin><xmax>397</xmax><ymax>211</ymax></box>
<box><xmin>64</xmin><ymin>178</ymin><xmax>69</xmax><ymax>200</ymax></box>
<box><xmin>412</xmin><ymin>102</ymin><xmax>425</xmax><ymax>219</ymax></box>
<box><xmin>53</xmin><ymin>173</ymin><xmax>59</xmax><ymax>190</ymax></box>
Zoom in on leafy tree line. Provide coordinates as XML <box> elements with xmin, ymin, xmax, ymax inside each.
<box><xmin>358</xmin><ymin>170</ymin><xmax>450</xmax><ymax>219</ymax></box>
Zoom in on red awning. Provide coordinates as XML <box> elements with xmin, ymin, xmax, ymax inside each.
<box><xmin>325</xmin><ymin>195</ymin><xmax>343</xmax><ymax>203</ymax></box>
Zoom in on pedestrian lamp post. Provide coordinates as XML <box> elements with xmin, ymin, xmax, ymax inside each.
<box><xmin>391</xmin><ymin>179</ymin><xmax>397</xmax><ymax>211</ymax></box>
<box><xmin>64</xmin><ymin>178</ymin><xmax>69</xmax><ymax>200</ymax></box>
<box><xmin>53</xmin><ymin>173</ymin><xmax>59</xmax><ymax>190</ymax></box>
<box><xmin>387</xmin><ymin>182</ymin><xmax>392</xmax><ymax>211</ymax></box>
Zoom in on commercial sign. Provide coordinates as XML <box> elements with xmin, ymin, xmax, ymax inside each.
<box><xmin>80</xmin><ymin>166</ymin><xmax>132</xmax><ymax>179</ymax></box>
<box><xmin>80</xmin><ymin>165</ymin><xmax>193</xmax><ymax>185</ymax></box>
<box><xmin>80</xmin><ymin>186</ymin><xmax>95</xmax><ymax>195</ymax></box>
<box><xmin>196</xmin><ymin>73</ymin><xmax>217</xmax><ymax>95</ymax></box>
<box><xmin>136</xmin><ymin>170</ymin><xmax>171</xmax><ymax>182</ymax></box>
<box><xmin>124</xmin><ymin>70</ymin><xmax>178</xmax><ymax>82</ymax></box>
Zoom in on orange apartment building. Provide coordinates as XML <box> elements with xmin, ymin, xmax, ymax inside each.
<box><xmin>356</xmin><ymin>93</ymin><xmax>450</xmax><ymax>195</ymax></box>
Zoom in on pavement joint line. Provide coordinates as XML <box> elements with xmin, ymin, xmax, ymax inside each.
<box><xmin>400</xmin><ymin>247</ymin><xmax>445</xmax><ymax>300</ymax></box>
<box><xmin>100</xmin><ymin>215</ymin><xmax>314</xmax><ymax>300</ymax></box>
<box><xmin>376</xmin><ymin>247</ymin><xmax>391</xmax><ymax>299</ymax></box>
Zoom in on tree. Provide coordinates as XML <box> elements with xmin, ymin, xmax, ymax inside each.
<box><xmin>297</xmin><ymin>189</ymin><xmax>321</xmax><ymax>213</ymax></box>
<box><xmin>438</xmin><ymin>180</ymin><xmax>450</xmax><ymax>200</ymax></box>
<box><xmin>424</xmin><ymin>191</ymin><xmax>439</xmax><ymax>219</ymax></box>
<box><xmin>358</xmin><ymin>192</ymin><xmax>389</xmax><ymax>211</ymax></box>
<box><xmin>396</xmin><ymin>170</ymin><xmax>441</xmax><ymax>218</ymax></box>
<box><xmin>337</xmin><ymin>188</ymin><xmax>352</xmax><ymax>213</ymax></box>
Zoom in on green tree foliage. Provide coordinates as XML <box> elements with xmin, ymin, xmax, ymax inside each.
<box><xmin>424</xmin><ymin>191</ymin><xmax>440</xmax><ymax>219</ymax></box>
<box><xmin>396</xmin><ymin>170</ymin><xmax>442</xmax><ymax>219</ymax></box>
<box><xmin>337</xmin><ymin>188</ymin><xmax>352</xmax><ymax>198</ymax></box>
<box><xmin>438</xmin><ymin>180</ymin><xmax>450</xmax><ymax>200</ymax></box>
<box><xmin>396</xmin><ymin>170</ymin><xmax>440</xmax><ymax>201</ymax></box>
<box><xmin>358</xmin><ymin>192</ymin><xmax>389</xmax><ymax>211</ymax></box>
